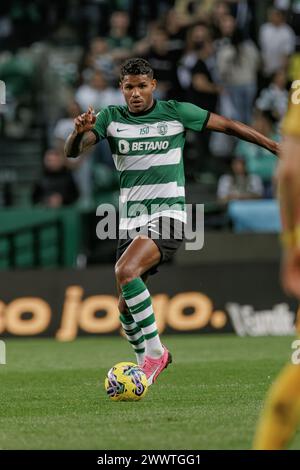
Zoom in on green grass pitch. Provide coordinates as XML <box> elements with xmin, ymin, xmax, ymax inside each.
<box><xmin>0</xmin><ymin>334</ymin><xmax>299</xmax><ymax>450</ymax></box>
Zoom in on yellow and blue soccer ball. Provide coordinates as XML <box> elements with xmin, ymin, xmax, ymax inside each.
<box><xmin>104</xmin><ymin>362</ymin><xmax>148</xmax><ymax>401</ymax></box>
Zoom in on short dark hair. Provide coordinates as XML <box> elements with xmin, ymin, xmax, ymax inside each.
<box><xmin>120</xmin><ymin>58</ymin><xmax>154</xmax><ymax>81</ymax></box>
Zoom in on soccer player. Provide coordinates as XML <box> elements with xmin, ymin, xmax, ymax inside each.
<box><xmin>253</xmin><ymin>92</ymin><xmax>300</xmax><ymax>449</ymax></box>
<box><xmin>64</xmin><ymin>58</ymin><xmax>279</xmax><ymax>385</ymax></box>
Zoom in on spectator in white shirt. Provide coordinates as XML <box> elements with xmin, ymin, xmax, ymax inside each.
<box><xmin>259</xmin><ymin>7</ymin><xmax>296</xmax><ymax>78</ymax></box>
<box><xmin>75</xmin><ymin>69</ymin><xmax>124</xmax><ymax>112</ymax></box>
<box><xmin>217</xmin><ymin>20</ymin><xmax>260</xmax><ymax>124</ymax></box>
<box><xmin>217</xmin><ymin>156</ymin><xmax>263</xmax><ymax>203</ymax></box>
<box><xmin>255</xmin><ymin>69</ymin><xmax>288</xmax><ymax>122</ymax></box>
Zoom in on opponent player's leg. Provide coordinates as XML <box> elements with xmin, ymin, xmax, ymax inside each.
<box><xmin>117</xmin><ymin>273</ymin><xmax>149</xmax><ymax>366</ymax></box>
<box><xmin>253</xmin><ymin>362</ymin><xmax>300</xmax><ymax>449</ymax></box>
<box><xmin>115</xmin><ymin>236</ymin><xmax>171</xmax><ymax>384</ymax></box>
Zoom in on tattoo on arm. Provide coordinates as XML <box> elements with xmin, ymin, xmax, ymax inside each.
<box><xmin>64</xmin><ymin>131</ymin><xmax>96</xmax><ymax>158</ymax></box>
<box><xmin>71</xmin><ymin>133</ymin><xmax>84</xmax><ymax>157</ymax></box>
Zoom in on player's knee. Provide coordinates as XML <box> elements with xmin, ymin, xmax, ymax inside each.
<box><xmin>115</xmin><ymin>261</ymin><xmax>138</xmax><ymax>286</ymax></box>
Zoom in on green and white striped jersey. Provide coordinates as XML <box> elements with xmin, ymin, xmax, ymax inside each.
<box><xmin>92</xmin><ymin>100</ymin><xmax>209</xmax><ymax>229</ymax></box>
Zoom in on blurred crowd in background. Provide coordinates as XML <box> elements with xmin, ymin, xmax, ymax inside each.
<box><xmin>0</xmin><ymin>0</ymin><xmax>299</xmax><ymax>230</ymax></box>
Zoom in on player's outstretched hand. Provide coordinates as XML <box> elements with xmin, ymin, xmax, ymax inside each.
<box><xmin>74</xmin><ymin>106</ymin><xmax>96</xmax><ymax>134</ymax></box>
<box><xmin>281</xmin><ymin>248</ymin><xmax>300</xmax><ymax>299</ymax></box>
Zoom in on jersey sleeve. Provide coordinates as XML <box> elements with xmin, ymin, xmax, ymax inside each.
<box><xmin>91</xmin><ymin>108</ymin><xmax>110</xmax><ymax>142</ymax></box>
<box><xmin>171</xmin><ymin>101</ymin><xmax>210</xmax><ymax>132</ymax></box>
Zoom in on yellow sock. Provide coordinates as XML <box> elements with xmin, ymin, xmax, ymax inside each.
<box><xmin>253</xmin><ymin>363</ymin><xmax>300</xmax><ymax>449</ymax></box>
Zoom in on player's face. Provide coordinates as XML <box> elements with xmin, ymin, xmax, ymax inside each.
<box><xmin>120</xmin><ymin>75</ymin><xmax>157</xmax><ymax>113</ymax></box>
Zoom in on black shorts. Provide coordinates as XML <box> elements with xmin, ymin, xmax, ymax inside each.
<box><xmin>116</xmin><ymin>217</ymin><xmax>185</xmax><ymax>276</ymax></box>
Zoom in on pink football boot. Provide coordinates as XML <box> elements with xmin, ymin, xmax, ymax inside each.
<box><xmin>142</xmin><ymin>345</ymin><xmax>172</xmax><ymax>385</ymax></box>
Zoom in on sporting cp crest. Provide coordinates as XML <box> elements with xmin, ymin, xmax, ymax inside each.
<box><xmin>157</xmin><ymin>122</ymin><xmax>168</xmax><ymax>135</ymax></box>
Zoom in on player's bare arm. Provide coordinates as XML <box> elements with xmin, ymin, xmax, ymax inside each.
<box><xmin>206</xmin><ymin>112</ymin><xmax>280</xmax><ymax>156</ymax></box>
<box><xmin>64</xmin><ymin>106</ymin><xmax>97</xmax><ymax>158</ymax></box>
